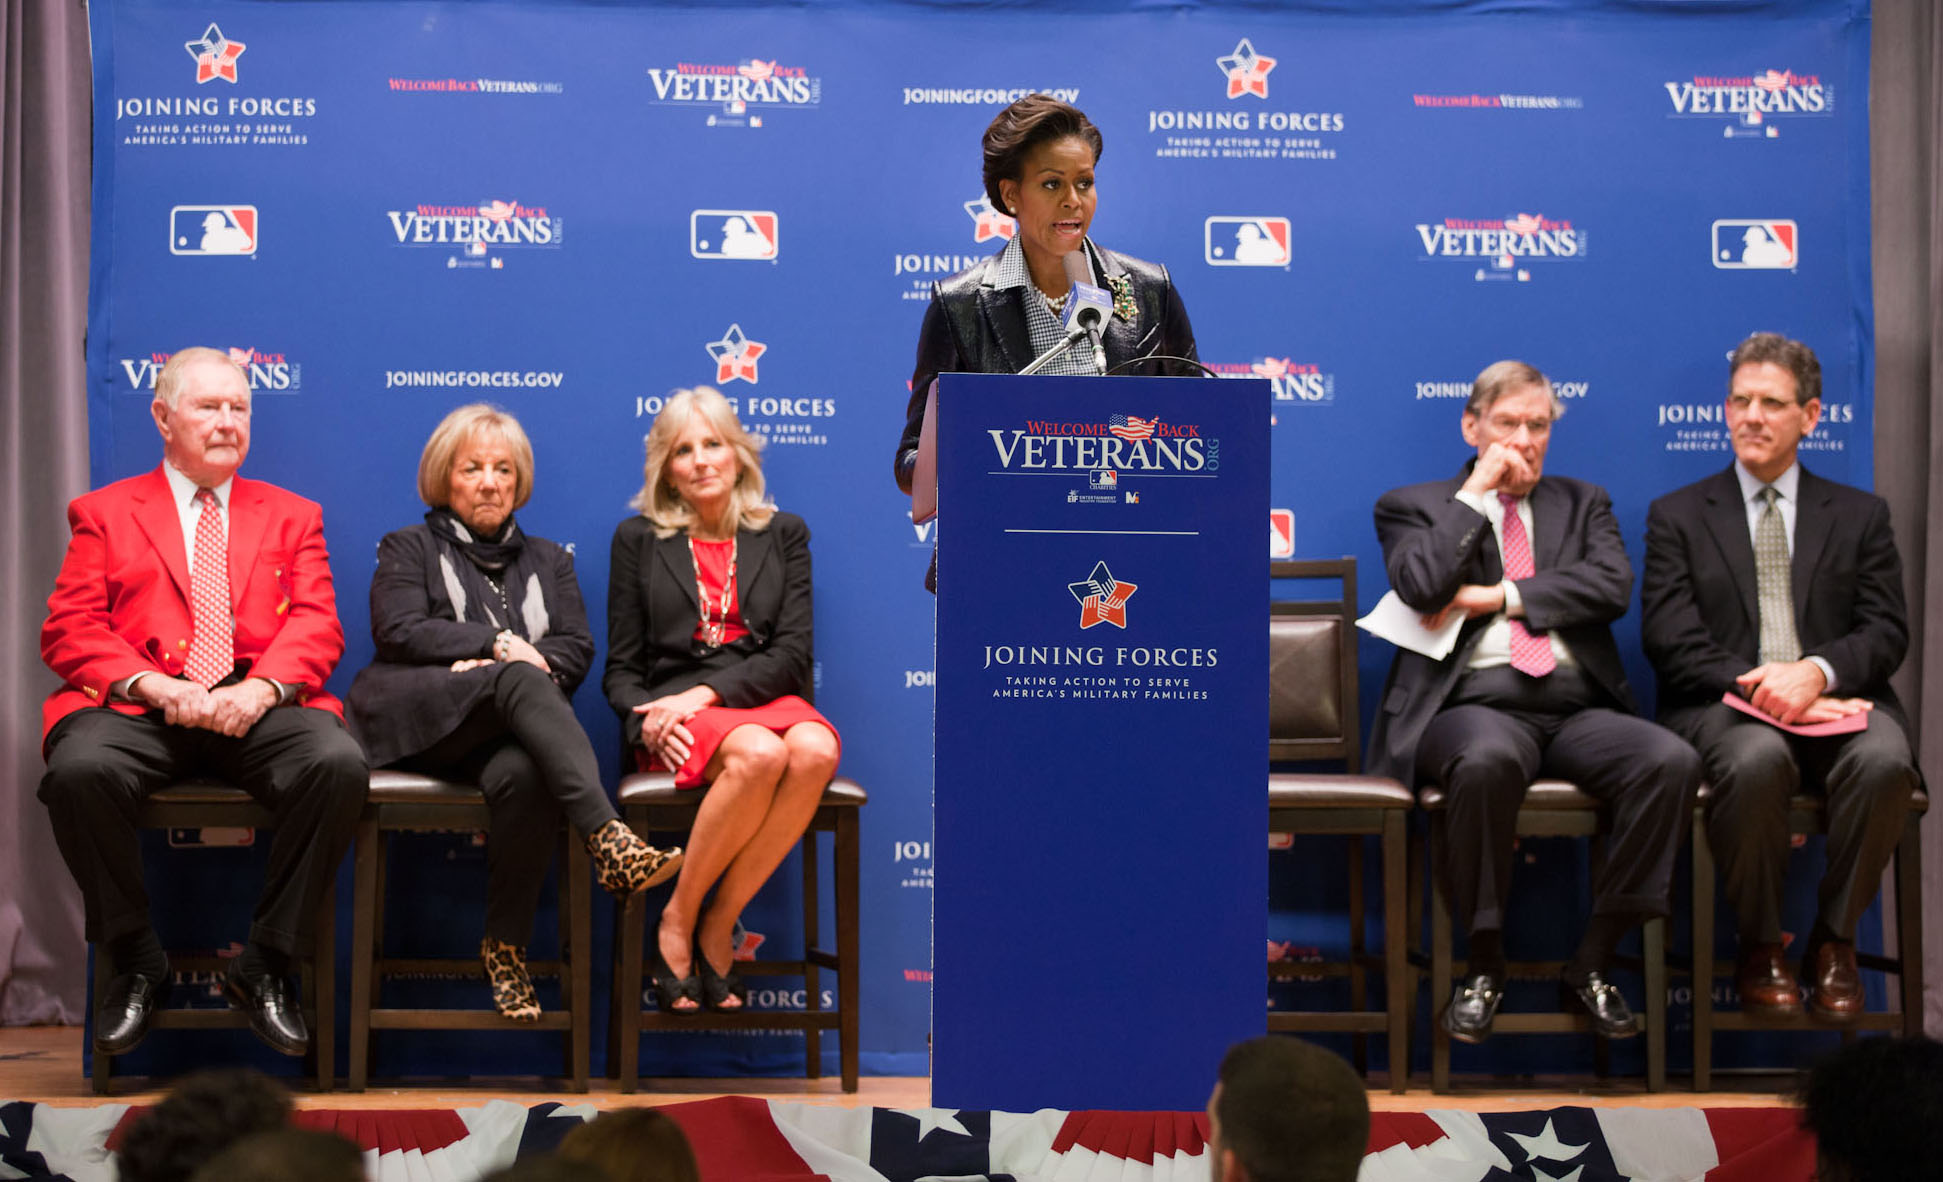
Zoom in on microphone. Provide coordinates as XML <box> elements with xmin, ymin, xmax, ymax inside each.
<box><xmin>1061</xmin><ymin>251</ymin><xmax>1112</xmax><ymax>374</ymax></box>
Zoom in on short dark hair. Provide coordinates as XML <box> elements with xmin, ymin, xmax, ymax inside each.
<box><xmin>558</xmin><ymin>1108</ymin><xmax>700</xmax><ymax>1182</ymax></box>
<box><xmin>1795</xmin><ymin>1036</ymin><xmax>1943</xmax><ymax>1181</ymax></box>
<box><xmin>982</xmin><ymin>95</ymin><xmax>1104</xmax><ymax>217</ymax></box>
<box><xmin>189</xmin><ymin>1129</ymin><xmax>364</xmax><ymax>1182</ymax></box>
<box><xmin>117</xmin><ymin>1069</ymin><xmax>292</xmax><ymax>1182</ymax></box>
<box><xmin>1215</xmin><ymin>1037</ymin><xmax>1369</xmax><ymax>1182</ymax></box>
<box><xmin>1464</xmin><ymin>359</ymin><xmax>1560</xmax><ymax>419</ymax></box>
<box><xmin>1729</xmin><ymin>331</ymin><xmax>1821</xmax><ymax>405</ymax></box>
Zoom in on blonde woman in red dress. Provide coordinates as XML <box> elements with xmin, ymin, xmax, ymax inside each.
<box><xmin>603</xmin><ymin>387</ymin><xmax>841</xmax><ymax>1013</ymax></box>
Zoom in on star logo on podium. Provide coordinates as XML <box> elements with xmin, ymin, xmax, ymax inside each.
<box><xmin>1068</xmin><ymin>560</ymin><xmax>1137</xmax><ymax>630</ymax></box>
<box><xmin>705</xmin><ymin>323</ymin><xmax>767</xmax><ymax>385</ymax></box>
<box><xmin>1216</xmin><ymin>38</ymin><xmax>1275</xmax><ymax>100</ymax></box>
<box><xmin>964</xmin><ymin>195</ymin><xmax>1016</xmax><ymax>243</ymax></box>
<box><xmin>184</xmin><ymin>23</ymin><xmax>246</xmax><ymax>84</ymax></box>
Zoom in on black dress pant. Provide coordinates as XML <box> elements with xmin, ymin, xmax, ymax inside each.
<box><xmin>1416</xmin><ymin>667</ymin><xmax>1700</xmax><ymax>937</ymax></box>
<box><xmin>1674</xmin><ymin>701</ymin><xmax>1917</xmax><ymax>944</ymax></box>
<box><xmin>397</xmin><ymin>661</ymin><xmax>618</xmax><ymax>946</ymax></box>
<box><xmin>39</xmin><ymin>706</ymin><xmax>368</xmax><ymax>955</ymax></box>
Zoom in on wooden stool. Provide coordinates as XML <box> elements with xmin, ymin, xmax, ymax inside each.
<box><xmin>347</xmin><ymin>771</ymin><xmax>591</xmax><ymax>1092</ymax></box>
<box><xmin>91</xmin><ymin>780</ymin><xmax>335</xmax><ymax>1095</ymax></box>
<box><xmin>1266</xmin><ymin>559</ymin><xmax>1414</xmax><ymax>1093</ymax></box>
<box><xmin>611</xmin><ymin>773</ymin><xmax>865</xmax><ymax>1093</ymax></box>
<box><xmin>1690</xmin><ymin>784</ymin><xmax>1928</xmax><ymax>1090</ymax></box>
<box><xmin>1422</xmin><ymin>779</ymin><xmax>1668</xmax><ymax>1093</ymax></box>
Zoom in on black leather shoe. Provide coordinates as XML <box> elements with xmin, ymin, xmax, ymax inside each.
<box><xmin>94</xmin><ymin>968</ymin><xmax>171</xmax><ymax>1056</ymax></box>
<box><xmin>1441</xmin><ymin>973</ymin><xmax>1503</xmax><ymax>1044</ymax></box>
<box><xmin>222</xmin><ymin>960</ymin><xmax>308</xmax><ymax>1056</ymax></box>
<box><xmin>1559</xmin><ymin>971</ymin><xmax>1642</xmax><ymax>1039</ymax></box>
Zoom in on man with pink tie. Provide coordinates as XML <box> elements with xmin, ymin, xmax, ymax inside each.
<box><xmin>1367</xmin><ymin>360</ymin><xmax>1698</xmax><ymax>1045</ymax></box>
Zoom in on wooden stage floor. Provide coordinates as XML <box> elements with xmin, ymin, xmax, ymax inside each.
<box><xmin>0</xmin><ymin>1025</ymin><xmax>1793</xmax><ymax>1112</ymax></box>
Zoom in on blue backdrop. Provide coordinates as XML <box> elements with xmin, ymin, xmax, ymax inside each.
<box><xmin>85</xmin><ymin>0</ymin><xmax>1874</xmax><ymax>1080</ymax></box>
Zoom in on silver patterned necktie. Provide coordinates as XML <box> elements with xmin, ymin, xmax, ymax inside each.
<box><xmin>1755</xmin><ymin>486</ymin><xmax>1801</xmax><ymax>664</ymax></box>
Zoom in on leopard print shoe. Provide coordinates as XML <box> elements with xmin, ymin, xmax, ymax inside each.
<box><xmin>481</xmin><ymin>937</ymin><xmax>541</xmax><ymax>1022</ymax></box>
<box><xmin>587</xmin><ymin>819</ymin><xmax>683</xmax><ymax>898</ymax></box>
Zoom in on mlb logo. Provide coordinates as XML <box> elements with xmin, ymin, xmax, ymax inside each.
<box><xmin>691</xmin><ymin>209</ymin><xmax>779</xmax><ymax>260</ymax></box>
<box><xmin>1089</xmin><ymin>470</ymin><xmax>1118</xmax><ymax>490</ymax></box>
<box><xmin>1712</xmin><ymin>219</ymin><xmax>1797</xmax><ymax>269</ymax></box>
<box><xmin>1269</xmin><ymin>509</ymin><xmax>1295</xmax><ymax>558</ymax></box>
<box><xmin>170</xmin><ymin>205</ymin><xmax>257</xmax><ymax>256</ymax></box>
<box><xmin>1204</xmin><ymin>216</ymin><xmax>1291</xmax><ymax>266</ymax></box>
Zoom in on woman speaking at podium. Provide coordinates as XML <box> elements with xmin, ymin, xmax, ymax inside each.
<box><xmin>893</xmin><ymin>94</ymin><xmax>1201</xmax><ymax>500</ymax></box>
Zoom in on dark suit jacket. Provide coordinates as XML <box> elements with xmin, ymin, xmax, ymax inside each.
<box><xmin>41</xmin><ymin>465</ymin><xmax>345</xmax><ymax>745</ymax></box>
<box><xmin>893</xmin><ymin>240</ymin><xmax>1200</xmax><ymax>492</ymax></box>
<box><xmin>602</xmin><ymin>510</ymin><xmax>813</xmax><ymax>750</ymax></box>
<box><xmin>345</xmin><ymin>522</ymin><xmax>594</xmax><ymax>768</ymax></box>
<box><xmin>1641</xmin><ymin>463</ymin><xmax>1909</xmax><ymax>733</ymax></box>
<box><xmin>1365</xmin><ymin>467</ymin><xmax>1640</xmax><ymax>783</ymax></box>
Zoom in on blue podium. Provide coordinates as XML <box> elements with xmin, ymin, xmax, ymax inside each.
<box><xmin>930</xmin><ymin>373</ymin><xmax>1270</xmax><ymax>1111</ymax></box>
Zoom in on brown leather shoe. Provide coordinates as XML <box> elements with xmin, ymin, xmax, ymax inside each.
<box><xmin>1805</xmin><ymin>941</ymin><xmax>1864</xmax><ymax>1021</ymax></box>
<box><xmin>1736</xmin><ymin>943</ymin><xmax>1802</xmax><ymax>1015</ymax></box>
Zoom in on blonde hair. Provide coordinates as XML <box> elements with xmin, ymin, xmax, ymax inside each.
<box><xmin>416</xmin><ymin>403</ymin><xmax>535</xmax><ymax>511</ymax></box>
<box><xmin>154</xmin><ymin>347</ymin><xmax>245</xmax><ymax>410</ymax></box>
<box><xmin>632</xmin><ymin>387</ymin><xmax>773</xmax><ymax>538</ymax></box>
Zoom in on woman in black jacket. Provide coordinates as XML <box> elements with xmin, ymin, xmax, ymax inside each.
<box><xmin>604</xmin><ymin>387</ymin><xmax>840</xmax><ymax>1014</ymax></box>
<box><xmin>347</xmin><ymin>404</ymin><xmax>681</xmax><ymax>1021</ymax></box>
<box><xmin>894</xmin><ymin>93</ymin><xmax>1202</xmax><ymax>496</ymax></box>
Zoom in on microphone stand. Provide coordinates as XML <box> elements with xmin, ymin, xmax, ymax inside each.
<box><xmin>1018</xmin><ymin>326</ymin><xmax>1096</xmax><ymax>375</ymax></box>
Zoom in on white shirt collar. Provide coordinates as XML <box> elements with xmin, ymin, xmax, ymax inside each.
<box><xmin>1733</xmin><ymin>459</ymin><xmax>1800</xmax><ymax>505</ymax></box>
<box><xmin>990</xmin><ymin>235</ymin><xmax>1098</xmax><ymax>291</ymax></box>
<box><xmin>162</xmin><ymin>460</ymin><xmax>234</xmax><ymax>511</ymax></box>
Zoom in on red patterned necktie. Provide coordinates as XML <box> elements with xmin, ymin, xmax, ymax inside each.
<box><xmin>1497</xmin><ymin>492</ymin><xmax>1556</xmax><ymax>678</ymax></box>
<box><xmin>185</xmin><ymin>487</ymin><xmax>234</xmax><ymax>687</ymax></box>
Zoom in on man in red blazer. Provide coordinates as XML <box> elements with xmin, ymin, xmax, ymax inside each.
<box><xmin>39</xmin><ymin>347</ymin><xmax>365</xmax><ymax>1058</ymax></box>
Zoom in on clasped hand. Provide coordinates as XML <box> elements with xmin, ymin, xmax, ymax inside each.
<box><xmin>138</xmin><ymin>676</ymin><xmax>279</xmax><ymax>737</ymax></box>
<box><xmin>633</xmin><ymin>685</ymin><xmax>719</xmax><ymax>770</ymax></box>
<box><xmin>1737</xmin><ymin>660</ymin><xmax>1872</xmax><ymax>726</ymax></box>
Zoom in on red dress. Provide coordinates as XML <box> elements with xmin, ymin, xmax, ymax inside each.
<box><xmin>638</xmin><ymin>538</ymin><xmax>839</xmax><ymax>789</ymax></box>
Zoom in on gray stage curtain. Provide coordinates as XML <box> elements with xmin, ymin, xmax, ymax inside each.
<box><xmin>1869</xmin><ymin>0</ymin><xmax>1941</xmax><ymax>1035</ymax></box>
<box><xmin>0</xmin><ymin>0</ymin><xmax>91</xmax><ymax>1023</ymax></box>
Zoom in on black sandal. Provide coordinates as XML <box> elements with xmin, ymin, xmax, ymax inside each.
<box><xmin>650</xmin><ymin>945</ymin><xmax>703</xmax><ymax>1015</ymax></box>
<box><xmin>697</xmin><ymin>948</ymin><xmax>747</xmax><ymax>1012</ymax></box>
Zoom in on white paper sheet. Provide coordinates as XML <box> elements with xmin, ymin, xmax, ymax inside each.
<box><xmin>1355</xmin><ymin>589</ymin><xmax>1463</xmax><ymax>660</ymax></box>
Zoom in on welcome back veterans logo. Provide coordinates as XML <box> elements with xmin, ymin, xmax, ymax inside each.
<box><xmin>119</xmin><ymin>347</ymin><xmax>301</xmax><ymax>393</ymax></box>
<box><xmin>1664</xmin><ymin>68</ymin><xmax>1832</xmax><ymax>138</ymax></box>
<box><xmin>1416</xmin><ymin>212</ymin><xmax>1586</xmax><ymax>282</ymax></box>
<box><xmin>1148</xmin><ymin>39</ymin><xmax>1344</xmax><ymax>163</ymax></box>
<box><xmin>986</xmin><ymin>412</ymin><xmax>1214</xmax><ymax>478</ymax></box>
<box><xmin>646</xmin><ymin>57</ymin><xmax>822</xmax><ymax>127</ymax></box>
<box><xmin>1208</xmin><ymin>358</ymin><xmax>1334</xmax><ymax>405</ymax></box>
<box><xmin>386</xmin><ymin>200</ymin><xmax>562</xmax><ymax>268</ymax></box>
<box><xmin>117</xmin><ymin>25</ymin><xmax>317</xmax><ymax>147</ymax></box>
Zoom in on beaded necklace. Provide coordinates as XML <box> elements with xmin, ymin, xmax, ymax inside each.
<box><xmin>689</xmin><ymin>535</ymin><xmax>738</xmax><ymax>648</ymax></box>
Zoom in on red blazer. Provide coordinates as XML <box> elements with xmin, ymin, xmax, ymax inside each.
<box><xmin>41</xmin><ymin>465</ymin><xmax>346</xmax><ymax>745</ymax></box>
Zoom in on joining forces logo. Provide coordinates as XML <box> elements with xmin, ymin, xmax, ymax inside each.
<box><xmin>1069</xmin><ymin>561</ymin><xmax>1137</xmax><ymax>630</ymax></box>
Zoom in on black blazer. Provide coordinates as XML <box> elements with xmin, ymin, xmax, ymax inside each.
<box><xmin>346</xmin><ymin>523</ymin><xmax>593</xmax><ymax>768</ymax></box>
<box><xmin>1641</xmin><ymin>464</ymin><xmax>1909</xmax><ymax>733</ymax></box>
<box><xmin>1365</xmin><ymin>467</ymin><xmax>1640</xmax><ymax>783</ymax></box>
<box><xmin>893</xmin><ymin>240</ymin><xmax>1200</xmax><ymax>493</ymax></box>
<box><xmin>602</xmin><ymin>511</ymin><xmax>813</xmax><ymax>749</ymax></box>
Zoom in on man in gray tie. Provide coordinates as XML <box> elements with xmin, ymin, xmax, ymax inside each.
<box><xmin>1642</xmin><ymin>332</ymin><xmax>1918</xmax><ymax>1020</ymax></box>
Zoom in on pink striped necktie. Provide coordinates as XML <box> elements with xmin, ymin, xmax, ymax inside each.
<box><xmin>184</xmin><ymin>487</ymin><xmax>235</xmax><ymax>687</ymax></box>
<box><xmin>1497</xmin><ymin>492</ymin><xmax>1556</xmax><ymax>678</ymax></box>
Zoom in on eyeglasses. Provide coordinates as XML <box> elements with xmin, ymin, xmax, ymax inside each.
<box><xmin>1484</xmin><ymin>415</ymin><xmax>1552</xmax><ymax>437</ymax></box>
<box><xmin>1726</xmin><ymin>395</ymin><xmax>1801</xmax><ymax>414</ymax></box>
